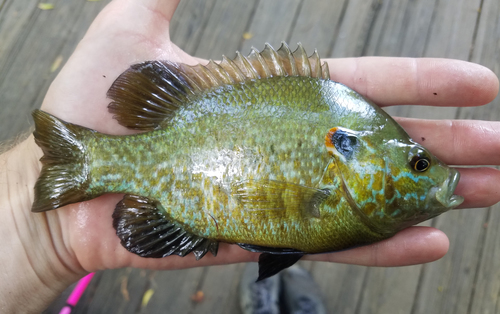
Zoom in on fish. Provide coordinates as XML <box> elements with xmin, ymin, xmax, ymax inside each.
<box><xmin>31</xmin><ymin>42</ymin><xmax>464</xmax><ymax>281</ymax></box>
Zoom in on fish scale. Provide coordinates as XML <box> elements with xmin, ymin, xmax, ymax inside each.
<box><xmin>31</xmin><ymin>42</ymin><xmax>463</xmax><ymax>280</ymax></box>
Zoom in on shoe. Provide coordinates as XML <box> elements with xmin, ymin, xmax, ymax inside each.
<box><xmin>240</xmin><ymin>262</ymin><xmax>281</xmax><ymax>314</ymax></box>
<box><xmin>280</xmin><ymin>265</ymin><xmax>326</xmax><ymax>314</ymax></box>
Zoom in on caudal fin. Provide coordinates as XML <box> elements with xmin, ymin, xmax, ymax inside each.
<box><xmin>31</xmin><ymin>110</ymin><xmax>93</xmax><ymax>212</ymax></box>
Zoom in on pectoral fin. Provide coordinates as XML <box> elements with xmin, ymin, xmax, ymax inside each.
<box><xmin>232</xmin><ymin>180</ymin><xmax>330</xmax><ymax>218</ymax></box>
<box><xmin>112</xmin><ymin>194</ymin><xmax>218</xmax><ymax>260</ymax></box>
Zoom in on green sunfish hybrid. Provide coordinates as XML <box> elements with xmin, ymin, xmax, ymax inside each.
<box><xmin>31</xmin><ymin>43</ymin><xmax>464</xmax><ymax>280</ymax></box>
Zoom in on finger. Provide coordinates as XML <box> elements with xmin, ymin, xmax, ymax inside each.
<box><xmin>454</xmin><ymin>167</ymin><xmax>500</xmax><ymax>209</ymax></box>
<box><xmin>326</xmin><ymin>57</ymin><xmax>499</xmax><ymax>108</ymax></box>
<box><xmin>139</xmin><ymin>0</ymin><xmax>181</xmax><ymax>22</ymax></box>
<box><xmin>307</xmin><ymin>226</ymin><xmax>449</xmax><ymax>266</ymax></box>
<box><xmin>396</xmin><ymin>118</ymin><xmax>500</xmax><ymax>165</ymax></box>
<box><xmin>106</xmin><ymin>0</ymin><xmax>180</xmax><ymax>22</ymax></box>
<box><xmin>91</xmin><ymin>0</ymin><xmax>180</xmax><ymax>40</ymax></box>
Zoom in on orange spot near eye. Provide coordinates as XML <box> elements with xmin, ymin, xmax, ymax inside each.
<box><xmin>325</xmin><ymin>127</ymin><xmax>338</xmax><ymax>149</ymax></box>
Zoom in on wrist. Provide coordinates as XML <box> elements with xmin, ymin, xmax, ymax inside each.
<box><xmin>0</xmin><ymin>136</ymin><xmax>85</xmax><ymax>312</ymax></box>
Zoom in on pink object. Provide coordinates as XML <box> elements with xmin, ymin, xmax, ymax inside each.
<box><xmin>59</xmin><ymin>306</ymin><xmax>72</xmax><ymax>314</ymax></box>
<box><xmin>59</xmin><ymin>272</ymin><xmax>95</xmax><ymax>314</ymax></box>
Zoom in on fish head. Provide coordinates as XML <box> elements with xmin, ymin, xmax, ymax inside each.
<box><xmin>325</xmin><ymin>127</ymin><xmax>464</xmax><ymax>234</ymax></box>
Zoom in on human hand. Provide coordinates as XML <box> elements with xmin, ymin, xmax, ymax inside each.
<box><xmin>2</xmin><ymin>0</ymin><xmax>498</xmax><ymax>310</ymax></box>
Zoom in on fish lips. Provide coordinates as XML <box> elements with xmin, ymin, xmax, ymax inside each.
<box><xmin>436</xmin><ymin>168</ymin><xmax>464</xmax><ymax>208</ymax></box>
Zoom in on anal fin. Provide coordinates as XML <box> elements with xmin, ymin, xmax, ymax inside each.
<box><xmin>257</xmin><ymin>253</ymin><xmax>304</xmax><ymax>282</ymax></box>
<box><xmin>112</xmin><ymin>194</ymin><xmax>218</xmax><ymax>260</ymax></box>
<box><xmin>238</xmin><ymin>243</ymin><xmax>304</xmax><ymax>254</ymax></box>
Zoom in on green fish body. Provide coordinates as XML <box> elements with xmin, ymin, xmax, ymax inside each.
<box><xmin>32</xmin><ymin>43</ymin><xmax>463</xmax><ymax>280</ymax></box>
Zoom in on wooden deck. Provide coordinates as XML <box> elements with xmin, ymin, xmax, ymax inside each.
<box><xmin>1</xmin><ymin>0</ymin><xmax>499</xmax><ymax>313</ymax></box>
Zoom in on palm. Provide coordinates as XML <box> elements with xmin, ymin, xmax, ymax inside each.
<box><xmin>37</xmin><ymin>1</ymin><xmax>255</xmax><ymax>273</ymax></box>
<box><xmin>33</xmin><ymin>0</ymin><xmax>499</xmax><ymax>273</ymax></box>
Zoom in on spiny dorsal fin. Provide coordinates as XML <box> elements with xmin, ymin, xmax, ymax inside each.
<box><xmin>107</xmin><ymin>42</ymin><xmax>330</xmax><ymax>130</ymax></box>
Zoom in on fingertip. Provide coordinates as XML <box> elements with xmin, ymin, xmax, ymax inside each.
<box><xmin>416</xmin><ymin>59</ymin><xmax>499</xmax><ymax>108</ymax></box>
<box><xmin>483</xmin><ymin>65</ymin><xmax>500</xmax><ymax>103</ymax></box>
<box><xmin>370</xmin><ymin>226</ymin><xmax>450</xmax><ymax>265</ymax></box>
<box><xmin>459</xmin><ymin>61</ymin><xmax>499</xmax><ymax>106</ymax></box>
<box><xmin>308</xmin><ymin>226</ymin><xmax>449</xmax><ymax>266</ymax></box>
<box><xmin>401</xmin><ymin>227</ymin><xmax>449</xmax><ymax>263</ymax></box>
<box><xmin>454</xmin><ymin>167</ymin><xmax>500</xmax><ymax>209</ymax></box>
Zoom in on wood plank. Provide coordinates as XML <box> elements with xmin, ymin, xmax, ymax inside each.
<box><xmin>169</xmin><ymin>0</ymin><xmax>217</xmax><ymax>56</ymax></box>
<box><xmin>364</xmin><ymin>0</ymin><xmax>437</xmax><ymax>57</ymax></box>
<box><xmin>412</xmin><ymin>210</ymin><xmax>488</xmax><ymax>314</ymax></box>
<box><xmin>363</xmin><ymin>0</ymin><xmax>410</xmax><ymax>57</ymax></box>
<box><xmin>424</xmin><ymin>0</ymin><xmax>483</xmax><ymax>60</ymax></box>
<box><xmin>310</xmin><ymin>263</ymin><xmax>367</xmax><ymax>313</ymax></box>
<box><xmin>469</xmin><ymin>207</ymin><xmax>500</xmax><ymax>314</ymax></box>
<box><xmin>331</xmin><ymin>0</ymin><xmax>380</xmax><ymax>58</ymax></box>
<box><xmin>0</xmin><ymin>0</ymin><xmax>110</xmax><ymax>142</ymax></box>
<box><xmin>357</xmin><ymin>266</ymin><xmax>424</xmax><ymax>314</ymax></box>
<box><xmin>0</xmin><ymin>0</ymin><xmax>39</xmax><ymax>73</ymax></box>
<box><xmin>288</xmin><ymin>0</ymin><xmax>347</xmax><ymax>58</ymax></box>
<box><xmin>190</xmin><ymin>264</ymin><xmax>242</xmax><ymax>314</ymax></box>
<box><xmin>141</xmin><ymin>268</ymin><xmax>206</xmax><ymax>313</ymax></box>
<box><xmin>221</xmin><ymin>263</ymin><xmax>247</xmax><ymax>314</ymax></box>
<box><xmin>81</xmin><ymin>268</ymin><xmax>150</xmax><ymax>314</ymax></box>
<box><xmin>467</xmin><ymin>0</ymin><xmax>500</xmax><ymax>312</ymax></box>
<box><xmin>239</xmin><ymin>0</ymin><xmax>302</xmax><ymax>54</ymax></box>
<box><xmin>193</xmin><ymin>0</ymin><xmax>258</xmax><ymax>60</ymax></box>
<box><xmin>398</xmin><ymin>0</ymin><xmax>438</xmax><ymax>58</ymax></box>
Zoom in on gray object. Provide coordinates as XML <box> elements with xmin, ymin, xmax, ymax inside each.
<box><xmin>240</xmin><ymin>262</ymin><xmax>281</xmax><ymax>314</ymax></box>
<box><xmin>281</xmin><ymin>265</ymin><xmax>326</xmax><ymax>314</ymax></box>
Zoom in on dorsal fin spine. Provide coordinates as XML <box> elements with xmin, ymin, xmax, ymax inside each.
<box><xmin>202</xmin><ymin>61</ymin><xmax>224</xmax><ymax>85</ymax></box>
<box><xmin>180</xmin><ymin>64</ymin><xmax>210</xmax><ymax>91</ymax></box>
<box><xmin>251</xmin><ymin>47</ymin><xmax>272</xmax><ymax>78</ymax></box>
<box><xmin>235</xmin><ymin>51</ymin><xmax>259</xmax><ymax>79</ymax></box>
<box><xmin>220</xmin><ymin>55</ymin><xmax>246</xmax><ymax>82</ymax></box>
<box><xmin>310</xmin><ymin>50</ymin><xmax>322</xmax><ymax>78</ymax></box>
<box><xmin>262</xmin><ymin>43</ymin><xmax>285</xmax><ymax>76</ymax></box>
<box><xmin>206</xmin><ymin>59</ymin><xmax>235</xmax><ymax>84</ymax></box>
<box><xmin>277</xmin><ymin>42</ymin><xmax>298</xmax><ymax>76</ymax></box>
<box><xmin>322</xmin><ymin>61</ymin><xmax>330</xmax><ymax>80</ymax></box>
<box><xmin>176</xmin><ymin>65</ymin><xmax>203</xmax><ymax>94</ymax></box>
<box><xmin>293</xmin><ymin>43</ymin><xmax>311</xmax><ymax>77</ymax></box>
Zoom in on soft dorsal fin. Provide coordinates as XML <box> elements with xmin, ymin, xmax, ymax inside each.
<box><xmin>107</xmin><ymin>42</ymin><xmax>330</xmax><ymax>131</ymax></box>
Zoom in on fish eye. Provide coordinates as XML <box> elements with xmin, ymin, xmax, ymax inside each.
<box><xmin>409</xmin><ymin>147</ymin><xmax>431</xmax><ymax>172</ymax></box>
<box><xmin>412</xmin><ymin>157</ymin><xmax>430</xmax><ymax>172</ymax></box>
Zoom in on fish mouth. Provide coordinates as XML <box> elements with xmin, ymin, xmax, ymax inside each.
<box><xmin>436</xmin><ymin>169</ymin><xmax>464</xmax><ymax>208</ymax></box>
